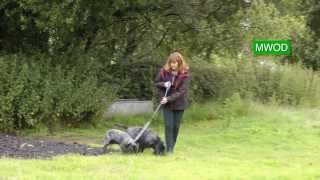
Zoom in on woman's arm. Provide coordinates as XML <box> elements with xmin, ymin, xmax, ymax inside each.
<box><xmin>154</xmin><ymin>71</ymin><xmax>165</xmax><ymax>88</ymax></box>
<box><xmin>167</xmin><ymin>77</ymin><xmax>189</xmax><ymax>102</ymax></box>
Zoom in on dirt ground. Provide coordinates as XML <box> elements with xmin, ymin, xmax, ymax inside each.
<box><xmin>0</xmin><ymin>133</ymin><xmax>104</xmax><ymax>159</ymax></box>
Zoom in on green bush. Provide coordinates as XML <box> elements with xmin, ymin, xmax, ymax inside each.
<box><xmin>0</xmin><ymin>54</ymin><xmax>116</xmax><ymax>132</ymax></box>
<box><xmin>104</xmin><ymin>60</ymin><xmax>162</xmax><ymax>100</ymax></box>
<box><xmin>221</xmin><ymin>92</ymin><xmax>251</xmax><ymax>118</ymax></box>
<box><xmin>188</xmin><ymin>59</ymin><xmax>221</xmax><ymax>102</ymax></box>
<box><xmin>187</xmin><ymin>55</ymin><xmax>320</xmax><ymax>107</ymax></box>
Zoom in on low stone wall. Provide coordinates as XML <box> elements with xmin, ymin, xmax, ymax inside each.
<box><xmin>104</xmin><ymin>99</ymin><xmax>153</xmax><ymax>117</ymax></box>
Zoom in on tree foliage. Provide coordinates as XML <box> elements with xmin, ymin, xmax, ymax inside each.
<box><xmin>1</xmin><ymin>0</ymin><xmax>320</xmax><ymax>131</ymax></box>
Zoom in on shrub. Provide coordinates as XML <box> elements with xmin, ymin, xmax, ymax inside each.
<box><xmin>0</xmin><ymin>54</ymin><xmax>117</xmax><ymax>132</ymax></box>
<box><xmin>187</xmin><ymin>55</ymin><xmax>320</xmax><ymax>107</ymax></box>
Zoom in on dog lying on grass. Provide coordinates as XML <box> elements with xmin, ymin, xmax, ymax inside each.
<box><xmin>103</xmin><ymin>129</ymin><xmax>138</xmax><ymax>154</ymax></box>
<box><xmin>114</xmin><ymin>124</ymin><xmax>165</xmax><ymax>155</ymax></box>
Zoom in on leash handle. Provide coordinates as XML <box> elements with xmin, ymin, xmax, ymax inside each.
<box><xmin>133</xmin><ymin>75</ymin><xmax>175</xmax><ymax>142</ymax></box>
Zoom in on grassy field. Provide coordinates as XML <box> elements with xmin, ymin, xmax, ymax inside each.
<box><xmin>1</xmin><ymin>102</ymin><xmax>320</xmax><ymax>180</ymax></box>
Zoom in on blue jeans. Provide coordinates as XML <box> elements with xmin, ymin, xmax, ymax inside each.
<box><xmin>163</xmin><ymin>108</ymin><xmax>184</xmax><ymax>153</ymax></box>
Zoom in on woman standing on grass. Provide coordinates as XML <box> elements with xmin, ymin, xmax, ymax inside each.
<box><xmin>155</xmin><ymin>51</ymin><xmax>190</xmax><ymax>153</ymax></box>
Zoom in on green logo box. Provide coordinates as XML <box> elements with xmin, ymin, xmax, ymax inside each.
<box><xmin>252</xmin><ymin>40</ymin><xmax>291</xmax><ymax>56</ymax></box>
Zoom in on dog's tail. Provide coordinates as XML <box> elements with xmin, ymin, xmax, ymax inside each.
<box><xmin>114</xmin><ymin>123</ymin><xmax>128</xmax><ymax>129</ymax></box>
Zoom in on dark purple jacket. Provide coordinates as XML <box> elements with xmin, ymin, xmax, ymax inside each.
<box><xmin>155</xmin><ymin>68</ymin><xmax>190</xmax><ymax>110</ymax></box>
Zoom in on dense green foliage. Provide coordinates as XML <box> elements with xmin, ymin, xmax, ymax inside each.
<box><xmin>0</xmin><ymin>54</ymin><xmax>116</xmax><ymax>132</ymax></box>
<box><xmin>289</xmin><ymin>0</ymin><xmax>320</xmax><ymax>70</ymax></box>
<box><xmin>190</xmin><ymin>56</ymin><xmax>320</xmax><ymax>106</ymax></box>
<box><xmin>1</xmin><ymin>0</ymin><xmax>320</xmax><ymax>131</ymax></box>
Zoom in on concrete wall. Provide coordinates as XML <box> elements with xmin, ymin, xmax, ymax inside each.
<box><xmin>104</xmin><ymin>99</ymin><xmax>154</xmax><ymax>117</ymax></box>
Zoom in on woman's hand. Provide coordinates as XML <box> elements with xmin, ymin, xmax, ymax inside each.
<box><xmin>160</xmin><ymin>97</ymin><xmax>168</xmax><ymax>104</ymax></box>
<box><xmin>164</xmin><ymin>81</ymin><xmax>171</xmax><ymax>88</ymax></box>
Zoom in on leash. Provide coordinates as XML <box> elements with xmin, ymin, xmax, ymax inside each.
<box><xmin>133</xmin><ymin>76</ymin><xmax>175</xmax><ymax>142</ymax></box>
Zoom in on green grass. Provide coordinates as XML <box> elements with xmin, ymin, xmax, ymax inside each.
<box><xmin>1</xmin><ymin>102</ymin><xmax>320</xmax><ymax>179</ymax></box>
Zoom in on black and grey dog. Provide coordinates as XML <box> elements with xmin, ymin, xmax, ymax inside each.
<box><xmin>126</xmin><ymin>127</ymin><xmax>165</xmax><ymax>155</ymax></box>
<box><xmin>103</xmin><ymin>129</ymin><xmax>139</xmax><ymax>153</ymax></box>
